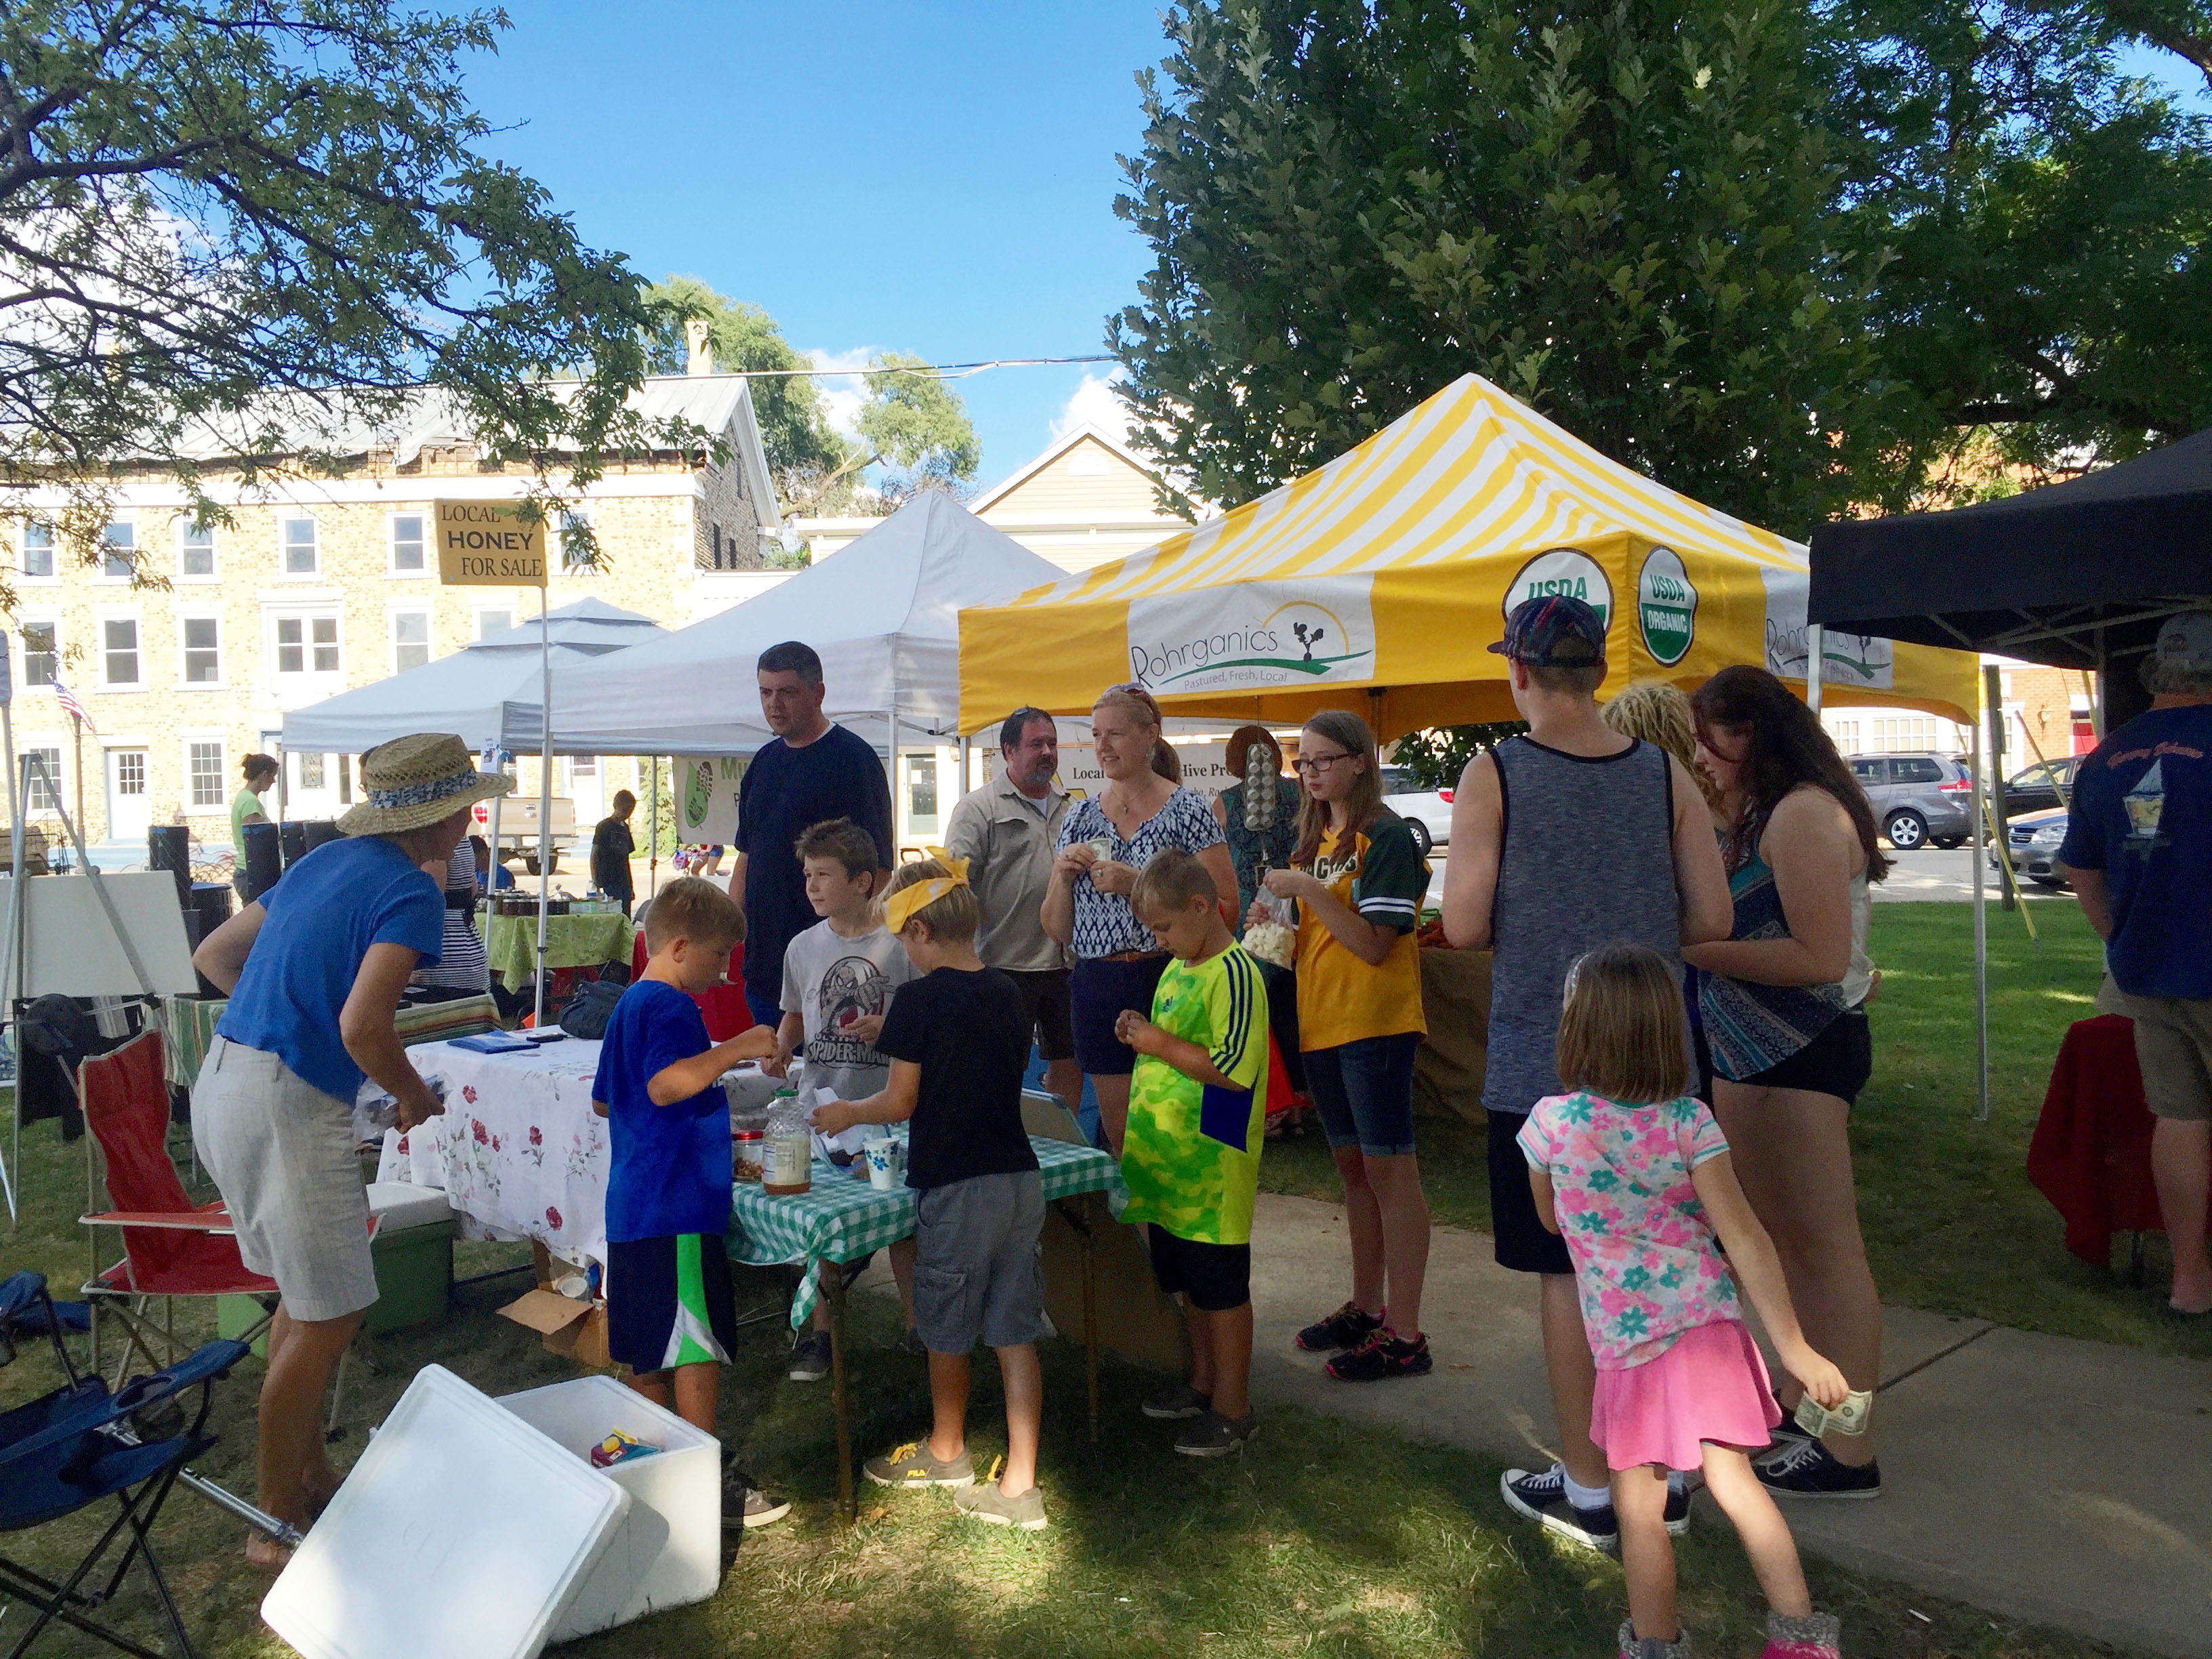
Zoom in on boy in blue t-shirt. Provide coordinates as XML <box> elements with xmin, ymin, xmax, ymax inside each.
<box><xmin>592</xmin><ymin>877</ymin><xmax>783</xmax><ymax>1525</ymax></box>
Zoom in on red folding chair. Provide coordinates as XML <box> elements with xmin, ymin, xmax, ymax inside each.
<box><xmin>76</xmin><ymin>1029</ymin><xmax>277</xmax><ymax>1385</ymax></box>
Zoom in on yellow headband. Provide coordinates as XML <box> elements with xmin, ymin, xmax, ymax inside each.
<box><xmin>883</xmin><ymin>857</ymin><xmax>970</xmax><ymax>935</ymax></box>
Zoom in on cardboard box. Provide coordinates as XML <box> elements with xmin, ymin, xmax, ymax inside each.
<box><xmin>499</xmin><ymin>1288</ymin><xmax>611</xmax><ymax>1369</ymax></box>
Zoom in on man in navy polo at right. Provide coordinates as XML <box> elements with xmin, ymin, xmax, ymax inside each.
<box><xmin>2061</xmin><ymin>611</ymin><xmax>2212</xmax><ymax>1316</ymax></box>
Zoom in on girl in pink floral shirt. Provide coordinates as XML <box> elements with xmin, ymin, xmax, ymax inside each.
<box><xmin>1519</xmin><ymin>944</ymin><xmax>1849</xmax><ymax>1659</ymax></box>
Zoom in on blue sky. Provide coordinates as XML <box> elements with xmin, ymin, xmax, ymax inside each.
<box><xmin>462</xmin><ymin>7</ymin><xmax>2209</xmax><ymax>497</ymax></box>
<box><xmin>464</xmin><ymin>1</ymin><xmax>1168</xmax><ymax>495</ymax></box>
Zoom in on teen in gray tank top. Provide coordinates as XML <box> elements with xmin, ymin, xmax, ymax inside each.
<box><xmin>1483</xmin><ymin>735</ymin><xmax>1683</xmax><ymax>1114</ymax></box>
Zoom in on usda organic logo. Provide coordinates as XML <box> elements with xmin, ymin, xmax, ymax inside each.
<box><xmin>1637</xmin><ymin>546</ymin><xmax>1697</xmax><ymax>666</ymax></box>
<box><xmin>1503</xmin><ymin>548</ymin><xmax>1613</xmax><ymax>628</ymax></box>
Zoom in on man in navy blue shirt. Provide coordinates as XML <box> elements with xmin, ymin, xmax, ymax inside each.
<box><xmin>2061</xmin><ymin>611</ymin><xmax>2212</xmax><ymax>1315</ymax></box>
<box><xmin>727</xmin><ymin>641</ymin><xmax>894</xmax><ymax>1029</ymax></box>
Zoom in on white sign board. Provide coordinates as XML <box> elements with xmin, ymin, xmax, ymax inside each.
<box><xmin>1125</xmin><ymin>576</ymin><xmax>1377</xmax><ymax>697</ymax></box>
<box><xmin>988</xmin><ymin>740</ymin><xmax>1235</xmax><ymax>803</ymax></box>
<box><xmin>0</xmin><ymin>873</ymin><xmax>199</xmax><ymax>1002</ymax></box>
<box><xmin>674</xmin><ymin>756</ymin><xmax>745</xmax><ymax>844</ymax></box>
<box><xmin>1759</xmin><ymin>569</ymin><xmax>1894</xmax><ymax>689</ymax></box>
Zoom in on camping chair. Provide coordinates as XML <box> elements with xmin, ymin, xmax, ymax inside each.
<box><xmin>77</xmin><ymin>1031</ymin><xmax>279</xmax><ymax>1388</ymax></box>
<box><xmin>0</xmin><ymin>1269</ymin><xmax>253</xmax><ymax>1659</ymax></box>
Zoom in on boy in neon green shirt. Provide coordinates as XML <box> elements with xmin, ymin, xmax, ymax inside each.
<box><xmin>1115</xmin><ymin>848</ymin><xmax>1269</xmax><ymax>1457</ymax></box>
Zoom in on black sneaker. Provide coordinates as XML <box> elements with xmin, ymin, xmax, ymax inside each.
<box><xmin>1765</xmin><ymin>1395</ymin><xmax>1817</xmax><ymax>1446</ymax></box>
<box><xmin>788</xmin><ymin>1330</ymin><xmax>833</xmax><ymax>1382</ymax></box>
<box><xmin>1294</xmin><ymin>1300</ymin><xmax>1383</xmax><ymax>1353</ymax></box>
<box><xmin>1755</xmin><ymin>1435</ymin><xmax>1882</xmax><ymax>1499</ymax></box>
<box><xmin>1325</xmin><ymin>1328</ymin><xmax>1432</xmax><ymax>1381</ymax></box>
<box><xmin>1500</xmin><ymin>1464</ymin><xmax>1618</xmax><ymax>1553</ymax></box>
<box><xmin>722</xmin><ymin>1465</ymin><xmax>790</xmax><ymax>1530</ymax></box>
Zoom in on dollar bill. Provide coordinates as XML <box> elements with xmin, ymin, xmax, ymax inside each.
<box><xmin>1792</xmin><ymin>1388</ymin><xmax>1873</xmax><ymax>1439</ymax></box>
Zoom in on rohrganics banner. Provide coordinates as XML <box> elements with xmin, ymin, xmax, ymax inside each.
<box><xmin>1759</xmin><ymin>569</ymin><xmax>1896</xmax><ymax>689</ymax></box>
<box><xmin>1125</xmin><ymin>577</ymin><xmax>1378</xmax><ymax>697</ymax></box>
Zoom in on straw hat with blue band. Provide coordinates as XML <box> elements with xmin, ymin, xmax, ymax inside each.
<box><xmin>883</xmin><ymin>857</ymin><xmax>970</xmax><ymax>935</ymax></box>
<box><xmin>337</xmin><ymin>731</ymin><xmax>513</xmax><ymax>837</ymax></box>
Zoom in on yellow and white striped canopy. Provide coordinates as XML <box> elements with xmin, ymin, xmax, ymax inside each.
<box><xmin>958</xmin><ymin>373</ymin><xmax>1975</xmax><ymax>738</ymax></box>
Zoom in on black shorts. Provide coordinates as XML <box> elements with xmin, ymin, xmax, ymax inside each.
<box><xmin>1069</xmin><ymin>954</ymin><xmax>1170</xmax><ymax>1076</ymax></box>
<box><xmin>1147</xmin><ymin>1226</ymin><xmax>1252</xmax><ymax>1312</ymax></box>
<box><xmin>1738</xmin><ymin>1009</ymin><xmax>1872</xmax><ymax>1105</ymax></box>
<box><xmin>605</xmin><ymin>1233</ymin><xmax>737</xmax><ymax>1374</ymax></box>
<box><xmin>1487</xmin><ymin>1109</ymin><xmax>1573</xmax><ymax>1276</ymax></box>
<box><xmin>1002</xmin><ymin>968</ymin><xmax>1076</xmax><ymax>1063</ymax></box>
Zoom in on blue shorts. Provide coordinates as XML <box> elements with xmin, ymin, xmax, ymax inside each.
<box><xmin>1069</xmin><ymin>954</ymin><xmax>1170</xmax><ymax>1076</ymax></box>
<box><xmin>1305</xmin><ymin>1031</ymin><xmax>1422</xmax><ymax>1158</ymax></box>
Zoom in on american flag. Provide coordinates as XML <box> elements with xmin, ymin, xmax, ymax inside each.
<box><xmin>52</xmin><ymin>679</ymin><xmax>94</xmax><ymax>734</ymax></box>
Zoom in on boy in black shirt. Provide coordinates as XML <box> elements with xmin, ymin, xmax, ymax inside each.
<box><xmin>811</xmin><ymin>857</ymin><xmax>1046</xmax><ymax>1530</ymax></box>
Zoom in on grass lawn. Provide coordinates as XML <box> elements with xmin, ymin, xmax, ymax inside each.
<box><xmin>0</xmin><ymin>1098</ymin><xmax>2146</xmax><ymax>1659</ymax></box>
<box><xmin>1262</xmin><ymin>901</ymin><xmax>2210</xmax><ymax>1359</ymax></box>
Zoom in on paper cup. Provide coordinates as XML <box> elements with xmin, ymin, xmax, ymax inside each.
<box><xmin>862</xmin><ymin>1136</ymin><xmax>899</xmax><ymax>1191</ymax></box>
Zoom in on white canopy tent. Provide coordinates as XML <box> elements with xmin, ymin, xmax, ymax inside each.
<box><xmin>504</xmin><ymin>493</ymin><xmax>1070</xmax><ymax>759</ymax></box>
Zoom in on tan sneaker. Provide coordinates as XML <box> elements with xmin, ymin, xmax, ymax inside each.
<box><xmin>953</xmin><ymin>1481</ymin><xmax>1048</xmax><ymax>1530</ymax></box>
<box><xmin>863</xmin><ymin>1440</ymin><xmax>974</xmax><ymax>1490</ymax></box>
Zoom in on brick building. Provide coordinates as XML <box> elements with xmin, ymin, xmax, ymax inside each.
<box><xmin>3</xmin><ymin>372</ymin><xmax>782</xmax><ymax>845</ymax></box>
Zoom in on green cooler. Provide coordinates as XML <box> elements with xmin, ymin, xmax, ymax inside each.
<box><xmin>363</xmin><ymin>1181</ymin><xmax>456</xmax><ymax>1335</ymax></box>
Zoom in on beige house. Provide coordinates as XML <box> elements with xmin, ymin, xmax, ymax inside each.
<box><xmin>790</xmin><ymin>424</ymin><xmax>1195</xmax><ymax>575</ymax></box>
<box><xmin>4</xmin><ymin>373</ymin><xmax>783</xmax><ymax>846</ymax></box>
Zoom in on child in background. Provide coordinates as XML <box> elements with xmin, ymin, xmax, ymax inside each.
<box><xmin>810</xmin><ymin>858</ymin><xmax>1048</xmax><ymax>1530</ymax></box>
<box><xmin>1520</xmin><ymin>943</ymin><xmax>1847</xmax><ymax>1659</ymax></box>
<box><xmin>771</xmin><ymin>817</ymin><xmax>920</xmax><ymax>1379</ymax></box>
<box><xmin>591</xmin><ymin>876</ymin><xmax>787</xmax><ymax>1530</ymax></box>
<box><xmin>1115</xmin><ymin>848</ymin><xmax>1270</xmax><ymax>1457</ymax></box>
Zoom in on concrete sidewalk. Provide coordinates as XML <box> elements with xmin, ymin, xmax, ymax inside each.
<box><xmin>1243</xmin><ymin>1193</ymin><xmax>2211</xmax><ymax>1658</ymax></box>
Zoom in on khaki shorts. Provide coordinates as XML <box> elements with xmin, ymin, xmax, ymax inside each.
<box><xmin>2098</xmin><ymin>979</ymin><xmax>2212</xmax><ymax>1124</ymax></box>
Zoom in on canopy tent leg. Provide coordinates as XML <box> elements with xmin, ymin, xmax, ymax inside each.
<box><xmin>886</xmin><ymin>680</ymin><xmax>900</xmax><ymax>861</ymax></box>
<box><xmin>1806</xmin><ymin>623</ymin><xmax>1824</xmax><ymax>715</ymax></box>
<box><xmin>648</xmin><ymin>756</ymin><xmax>659</xmax><ymax>905</ymax></box>
<box><xmin>2</xmin><ymin>694</ymin><xmax>21</xmax><ymax>1223</ymax></box>
<box><xmin>534</xmin><ymin>593</ymin><xmax>553</xmax><ymax>1030</ymax></box>
<box><xmin>1971</xmin><ymin>719</ymin><xmax>1989</xmax><ymax>1122</ymax></box>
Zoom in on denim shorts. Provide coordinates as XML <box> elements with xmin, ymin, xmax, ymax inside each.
<box><xmin>1304</xmin><ymin>1031</ymin><xmax>1422</xmax><ymax>1158</ymax></box>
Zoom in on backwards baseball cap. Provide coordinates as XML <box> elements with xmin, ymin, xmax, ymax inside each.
<box><xmin>2154</xmin><ymin>609</ymin><xmax>2212</xmax><ymax>678</ymax></box>
<box><xmin>1488</xmin><ymin>593</ymin><xmax>1608</xmax><ymax>668</ymax></box>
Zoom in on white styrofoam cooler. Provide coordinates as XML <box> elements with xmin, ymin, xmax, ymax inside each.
<box><xmin>496</xmin><ymin>1374</ymin><xmax>721</xmax><ymax>1641</ymax></box>
<box><xmin>263</xmin><ymin>1366</ymin><xmax>630</xmax><ymax>1659</ymax></box>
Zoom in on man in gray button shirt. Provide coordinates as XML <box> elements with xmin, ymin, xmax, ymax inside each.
<box><xmin>943</xmin><ymin>707</ymin><xmax>1079</xmax><ymax>1109</ymax></box>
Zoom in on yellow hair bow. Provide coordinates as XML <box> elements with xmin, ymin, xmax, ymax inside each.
<box><xmin>884</xmin><ymin>857</ymin><xmax>970</xmax><ymax>935</ymax></box>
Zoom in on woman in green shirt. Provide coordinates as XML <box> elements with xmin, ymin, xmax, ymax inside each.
<box><xmin>231</xmin><ymin>753</ymin><xmax>278</xmax><ymax>895</ymax></box>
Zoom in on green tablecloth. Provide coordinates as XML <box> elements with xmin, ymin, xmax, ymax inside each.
<box><xmin>161</xmin><ymin>992</ymin><xmax>501</xmax><ymax>1090</ymax></box>
<box><xmin>730</xmin><ymin>1129</ymin><xmax>1128</xmax><ymax>1329</ymax></box>
<box><xmin>483</xmin><ymin>912</ymin><xmax>635</xmax><ymax>983</ymax></box>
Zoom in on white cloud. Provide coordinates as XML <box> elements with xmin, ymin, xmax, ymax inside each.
<box><xmin>1050</xmin><ymin>367</ymin><xmax>1133</xmax><ymax>445</ymax></box>
<box><xmin>804</xmin><ymin>346</ymin><xmax>877</xmax><ymax>442</ymax></box>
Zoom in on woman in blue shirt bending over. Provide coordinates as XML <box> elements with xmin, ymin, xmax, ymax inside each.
<box><xmin>192</xmin><ymin>733</ymin><xmax>510</xmax><ymax>1566</ymax></box>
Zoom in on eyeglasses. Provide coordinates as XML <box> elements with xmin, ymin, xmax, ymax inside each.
<box><xmin>1292</xmin><ymin>751</ymin><xmax>1352</xmax><ymax>775</ymax></box>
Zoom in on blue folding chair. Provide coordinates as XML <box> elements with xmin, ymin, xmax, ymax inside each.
<box><xmin>0</xmin><ymin>1270</ymin><xmax>250</xmax><ymax>1658</ymax></box>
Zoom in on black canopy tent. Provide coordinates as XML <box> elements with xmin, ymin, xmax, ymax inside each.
<box><xmin>1807</xmin><ymin>427</ymin><xmax>2212</xmax><ymax>1117</ymax></box>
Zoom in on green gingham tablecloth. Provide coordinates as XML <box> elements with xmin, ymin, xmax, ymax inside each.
<box><xmin>483</xmin><ymin>912</ymin><xmax>635</xmax><ymax>983</ymax></box>
<box><xmin>729</xmin><ymin>1130</ymin><xmax>1127</xmax><ymax>1330</ymax></box>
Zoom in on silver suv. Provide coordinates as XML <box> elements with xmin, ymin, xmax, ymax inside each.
<box><xmin>1847</xmin><ymin>752</ymin><xmax>1973</xmax><ymax>851</ymax></box>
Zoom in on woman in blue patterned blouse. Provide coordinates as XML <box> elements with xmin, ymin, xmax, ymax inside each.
<box><xmin>1042</xmin><ymin>683</ymin><xmax>1235</xmax><ymax>1153</ymax></box>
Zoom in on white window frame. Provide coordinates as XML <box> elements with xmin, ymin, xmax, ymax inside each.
<box><xmin>473</xmin><ymin>604</ymin><xmax>516</xmax><ymax>642</ymax></box>
<box><xmin>387</xmin><ymin>510</ymin><xmax>430</xmax><ymax>578</ymax></box>
<box><xmin>17</xmin><ymin>612</ymin><xmax>60</xmax><ymax>695</ymax></box>
<box><xmin>180</xmin><ymin>733</ymin><xmax>228</xmax><ymax>815</ymax></box>
<box><xmin>277</xmin><ymin>513</ymin><xmax>321</xmax><ymax>579</ymax></box>
<box><xmin>94</xmin><ymin>607</ymin><xmax>146</xmax><ymax>692</ymax></box>
<box><xmin>174</xmin><ymin>518</ymin><xmax>219</xmax><ymax>583</ymax></box>
<box><xmin>176</xmin><ymin>607</ymin><xmax>225</xmax><ymax>690</ymax></box>
<box><xmin>95</xmin><ymin>520</ymin><xmax>137</xmax><ymax>584</ymax></box>
<box><xmin>388</xmin><ymin>605</ymin><xmax>432</xmax><ymax>674</ymax></box>
<box><xmin>556</xmin><ymin>506</ymin><xmax>597</xmax><ymax>575</ymax></box>
<box><xmin>266</xmin><ymin>606</ymin><xmax>344</xmax><ymax>684</ymax></box>
<box><xmin>20</xmin><ymin>742</ymin><xmax>65</xmax><ymax>813</ymax></box>
<box><xmin>17</xmin><ymin>520</ymin><xmax>58</xmax><ymax>586</ymax></box>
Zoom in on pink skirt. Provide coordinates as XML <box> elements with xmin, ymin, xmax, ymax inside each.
<box><xmin>1591</xmin><ymin>1319</ymin><xmax>1780</xmax><ymax>1473</ymax></box>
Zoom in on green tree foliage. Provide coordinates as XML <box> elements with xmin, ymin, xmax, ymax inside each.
<box><xmin>1392</xmin><ymin>722</ymin><xmax>1526</xmax><ymax>790</ymax></box>
<box><xmin>1111</xmin><ymin>0</ymin><xmax>2212</xmax><ymax>527</ymax></box>
<box><xmin>858</xmin><ymin>350</ymin><xmax>983</xmax><ymax>506</ymax></box>
<box><xmin>0</xmin><ymin>1</ymin><xmax>673</xmax><ymax>595</ymax></box>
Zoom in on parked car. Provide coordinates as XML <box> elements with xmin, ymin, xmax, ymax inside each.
<box><xmin>1847</xmin><ymin>752</ymin><xmax>1973</xmax><ymax>851</ymax></box>
<box><xmin>1380</xmin><ymin>766</ymin><xmax>1453</xmax><ymax>856</ymax></box>
<box><xmin>2000</xmin><ymin>754</ymin><xmax>2081</xmax><ymax>819</ymax></box>
<box><xmin>1991</xmin><ymin>807</ymin><xmax>2072</xmax><ymax>888</ymax></box>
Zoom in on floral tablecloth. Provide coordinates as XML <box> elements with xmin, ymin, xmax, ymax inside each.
<box><xmin>377</xmin><ymin>1036</ymin><xmax>611</xmax><ymax>1268</ymax></box>
<box><xmin>482</xmin><ymin>912</ymin><xmax>634</xmax><ymax>983</ymax></box>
